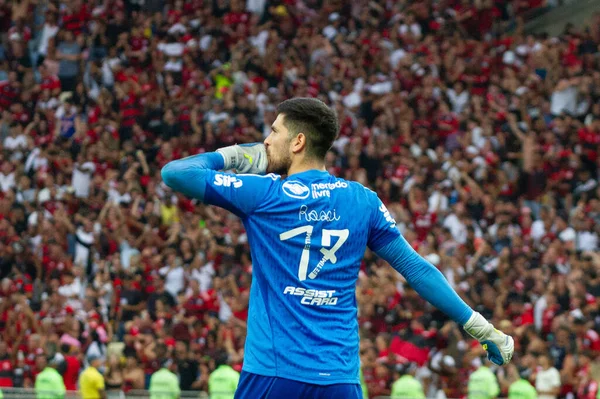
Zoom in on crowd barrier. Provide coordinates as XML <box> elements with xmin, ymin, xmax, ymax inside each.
<box><xmin>0</xmin><ymin>389</ymin><xmax>485</xmax><ymax>399</ymax></box>
<box><xmin>0</xmin><ymin>388</ymin><xmax>210</xmax><ymax>398</ymax></box>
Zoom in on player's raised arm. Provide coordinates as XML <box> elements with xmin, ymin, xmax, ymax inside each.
<box><xmin>367</xmin><ymin>196</ymin><xmax>514</xmax><ymax>367</ymax></box>
<box><xmin>161</xmin><ymin>143</ymin><xmax>276</xmax><ymax>217</ymax></box>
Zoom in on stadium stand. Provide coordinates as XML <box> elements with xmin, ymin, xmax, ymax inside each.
<box><xmin>0</xmin><ymin>0</ymin><xmax>599</xmax><ymax>398</ymax></box>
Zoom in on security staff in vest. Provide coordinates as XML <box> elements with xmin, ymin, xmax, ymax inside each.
<box><xmin>468</xmin><ymin>357</ymin><xmax>500</xmax><ymax>399</ymax></box>
<box><xmin>391</xmin><ymin>362</ymin><xmax>425</xmax><ymax>399</ymax></box>
<box><xmin>149</xmin><ymin>359</ymin><xmax>180</xmax><ymax>399</ymax></box>
<box><xmin>208</xmin><ymin>352</ymin><xmax>240</xmax><ymax>399</ymax></box>
<box><xmin>35</xmin><ymin>354</ymin><xmax>66</xmax><ymax>399</ymax></box>
<box><xmin>79</xmin><ymin>354</ymin><xmax>105</xmax><ymax>399</ymax></box>
<box><xmin>509</xmin><ymin>367</ymin><xmax>537</xmax><ymax>399</ymax></box>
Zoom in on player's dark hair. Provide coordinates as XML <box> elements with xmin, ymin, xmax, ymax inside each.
<box><xmin>276</xmin><ymin>98</ymin><xmax>339</xmax><ymax>160</ymax></box>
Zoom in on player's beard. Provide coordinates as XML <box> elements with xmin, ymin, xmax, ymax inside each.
<box><xmin>266</xmin><ymin>146</ymin><xmax>292</xmax><ymax>175</ymax></box>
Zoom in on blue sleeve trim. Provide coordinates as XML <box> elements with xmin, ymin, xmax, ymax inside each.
<box><xmin>374</xmin><ymin>235</ymin><xmax>473</xmax><ymax>325</ymax></box>
<box><xmin>161</xmin><ymin>152</ymin><xmax>224</xmax><ymax>201</ymax></box>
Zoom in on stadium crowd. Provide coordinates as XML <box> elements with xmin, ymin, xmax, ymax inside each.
<box><xmin>0</xmin><ymin>0</ymin><xmax>599</xmax><ymax>398</ymax></box>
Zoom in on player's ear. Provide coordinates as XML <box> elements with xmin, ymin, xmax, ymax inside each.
<box><xmin>291</xmin><ymin>132</ymin><xmax>306</xmax><ymax>154</ymax></box>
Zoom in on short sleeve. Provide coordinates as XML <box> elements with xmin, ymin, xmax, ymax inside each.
<box><xmin>367</xmin><ymin>193</ymin><xmax>401</xmax><ymax>252</ymax></box>
<box><xmin>204</xmin><ymin>171</ymin><xmax>280</xmax><ymax>217</ymax></box>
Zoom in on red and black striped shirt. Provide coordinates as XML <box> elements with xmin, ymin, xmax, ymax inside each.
<box><xmin>119</xmin><ymin>92</ymin><xmax>142</xmax><ymax>128</ymax></box>
<box><xmin>61</xmin><ymin>5</ymin><xmax>89</xmax><ymax>35</ymax></box>
<box><xmin>0</xmin><ymin>81</ymin><xmax>20</xmax><ymax>111</ymax></box>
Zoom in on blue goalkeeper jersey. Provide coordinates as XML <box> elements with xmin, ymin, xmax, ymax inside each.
<box><xmin>202</xmin><ymin>169</ymin><xmax>401</xmax><ymax>385</ymax></box>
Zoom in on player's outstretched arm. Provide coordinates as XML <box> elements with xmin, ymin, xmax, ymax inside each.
<box><xmin>161</xmin><ymin>143</ymin><xmax>267</xmax><ymax>200</ymax></box>
<box><xmin>161</xmin><ymin>152</ymin><xmax>225</xmax><ymax>201</ymax></box>
<box><xmin>374</xmin><ymin>235</ymin><xmax>514</xmax><ymax>366</ymax></box>
<box><xmin>161</xmin><ymin>144</ymin><xmax>274</xmax><ymax>217</ymax></box>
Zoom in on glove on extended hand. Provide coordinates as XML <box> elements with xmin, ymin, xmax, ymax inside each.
<box><xmin>463</xmin><ymin>311</ymin><xmax>514</xmax><ymax>366</ymax></box>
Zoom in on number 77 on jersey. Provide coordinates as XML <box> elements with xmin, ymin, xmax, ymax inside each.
<box><xmin>279</xmin><ymin>225</ymin><xmax>349</xmax><ymax>281</ymax></box>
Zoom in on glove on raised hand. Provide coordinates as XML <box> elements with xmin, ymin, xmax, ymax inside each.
<box><xmin>217</xmin><ymin>143</ymin><xmax>268</xmax><ymax>175</ymax></box>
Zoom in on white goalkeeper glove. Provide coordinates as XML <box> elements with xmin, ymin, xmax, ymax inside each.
<box><xmin>463</xmin><ymin>311</ymin><xmax>514</xmax><ymax>366</ymax></box>
<box><xmin>216</xmin><ymin>143</ymin><xmax>268</xmax><ymax>175</ymax></box>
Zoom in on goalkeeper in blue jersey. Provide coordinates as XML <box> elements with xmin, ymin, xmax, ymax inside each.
<box><xmin>161</xmin><ymin>97</ymin><xmax>513</xmax><ymax>399</ymax></box>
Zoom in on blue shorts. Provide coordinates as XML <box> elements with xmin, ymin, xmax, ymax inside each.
<box><xmin>234</xmin><ymin>371</ymin><xmax>363</xmax><ymax>399</ymax></box>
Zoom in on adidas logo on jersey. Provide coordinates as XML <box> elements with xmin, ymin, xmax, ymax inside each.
<box><xmin>282</xmin><ymin>181</ymin><xmax>310</xmax><ymax>199</ymax></box>
<box><xmin>213</xmin><ymin>174</ymin><xmax>243</xmax><ymax>188</ymax></box>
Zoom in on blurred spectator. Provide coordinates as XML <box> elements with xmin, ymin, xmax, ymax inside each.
<box><xmin>122</xmin><ymin>353</ymin><xmax>144</xmax><ymax>392</ymax></box>
<box><xmin>149</xmin><ymin>360</ymin><xmax>180</xmax><ymax>399</ymax></box>
<box><xmin>508</xmin><ymin>366</ymin><xmax>537</xmax><ymax>399</ymax></box>
<box><xmin>535</xmin><ymin>353</ymin><xmax>561</xmax><ymax>399</ymax></box>
<box><xmin>58</xmin><ymin>344</ymin><xmax>80</xmax><ymax>392</ymax></box>
<box><xmin>104</xmin><ymin>354</ymin><xmax>123</xmax><ymax>398</ymax></box>
<box><xmin>34</xmin><ymin>355</ymin><xmax>65</xmax><ymax>399</ymax></box>
<box><xmin>79</xmin><ymin>354</ymin><xmax>105</xmax><ymax>399</ymax></box>
<box><xmin>208</xmin><ymin>352</ymin><xmax>240</xmax><ymax>399</ymax></box>
<box><xmin>390</xmin><ymin>363</ymin><xmax>425</xmax><ymax>399</ymax></box>
<box><xmin>468</xmin><ymin>359</ymin><xmax>500</xmax><ymax>399</ymax></box>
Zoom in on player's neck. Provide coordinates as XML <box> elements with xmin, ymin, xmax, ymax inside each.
<box><xmin>287</xmin><ymin>158</ymin><xmax>326</xmax><ymax>177</ymax></box>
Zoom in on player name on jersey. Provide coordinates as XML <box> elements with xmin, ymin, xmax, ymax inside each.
<box><xmin>298</xmin><ymin>205</ymin><xmax>341</xmax><ymax>222</ymax></box>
